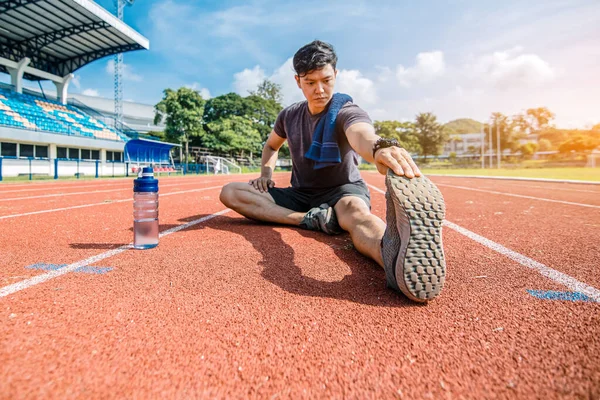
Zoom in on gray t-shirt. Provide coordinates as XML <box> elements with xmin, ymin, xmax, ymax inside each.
<box><xmin>273</xmin><ymin>100</ymin><xmax>372</xmax><ymax>189</ymax></box>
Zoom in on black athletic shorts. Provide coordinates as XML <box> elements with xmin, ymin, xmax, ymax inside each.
<box><xmin>268</xmin><ymin>180</ymin><xmax>371</xmax><ymax>212</ymax></box>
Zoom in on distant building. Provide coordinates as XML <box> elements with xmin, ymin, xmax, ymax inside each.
<box><xmin>443</xmin><ymin>133</ymin><xmax>485</xmax><ymax>156</ymax></box>
<box><xmin>69</xmin><ymin>93</ymin><xmax>164</xmax><ymax>134</ymax></box>
<box><xmin>443</xmin><ymin>132</ymin><xmax>540</xmax><ymax>156</ymax></box>
<box><xmin>516</xmin><ymin>134</ymin><xmax>539</xmax><ymax>145</ymax></box>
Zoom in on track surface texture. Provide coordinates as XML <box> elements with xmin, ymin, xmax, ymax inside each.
<box><xmin>1</xmin><ymin>172</ymin><xmax>598</xmax><ymax>399</ymax></box>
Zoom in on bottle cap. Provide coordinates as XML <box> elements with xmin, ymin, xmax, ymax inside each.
<box><xmin>134</xmin><ymin>167</ymin><xmax>158</xmax><ymax>193</ymax></box>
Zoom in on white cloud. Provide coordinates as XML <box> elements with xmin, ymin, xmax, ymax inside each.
<box><xmin>82</xmin><ymin>89</ymin><xmax>99</xmax><ymax>96</ymax></box>
<box><xmin>185</xmin><ymin>82</ymin><xmax>212</xmax><ymax>99</ymax></box>
<box><xmin>71</xmin><ymin>74</ymin><xmax>81</xmax><ymax>89</ymax></box>
<box><xmin>468</xmin><ymin>47</ymin><xmax>555</xmax><ymax>89</ymax></box>
<box><xmin>233</xmin><ymin>59</ymin><xmax>378</xmax><ymax>107</ymax></box>
<box><xmin>137</xmin><ymin>1</ymin><xmax>598</xmax><ymax>129</ymax></box>
<box><xmin>375</xmin><ymin>66</ymin><xmax>393</xmax><ymax>83</ymax></box>
<box><xmin>227</xmin><ymin>46</ymin><xmax>591</xmax><ymax>129</ymax></box>
<box><xmin>335</xmin><ymin>69</ymin><xmax>377</xmax><ymax>105</ymax></box>
<box><xmin>233</xmin><ymin>65</ymin><xmax>266</xmax><ymax>96</ymax></box>
<box><xmin>268</xmin><ymin>58</ymin><xmax>304</xmax><ymax>106</ymax></box>
<box><xmin>106</xmin><ymin>59</ymin><xmax>143</xmax><ymax>82</ymax></box>
<box><xmin>199</xmin><ymin>88</ymin><xmax>212</xmax><ymax>99</ymax></box>
<box><xmin>365</xmin><ymin>48</ymin><xmax>560</xmax><ymax>125</ymax></box>
<box><xmin>396</xmin><ymin>51</ymin><xmax>445</xmax><ymax>87</ymax></box>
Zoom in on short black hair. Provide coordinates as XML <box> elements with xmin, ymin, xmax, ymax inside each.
<box><xmin>293</xmin><ymin>40</ymin><xmax>337</xmax><ymax>77</ymax></box>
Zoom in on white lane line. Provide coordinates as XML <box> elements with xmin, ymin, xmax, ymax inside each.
<box><xmin>430</xmin><ymin>177</ymin><xmax>600</xmax><ymax>194</ymax></box>
<box><xmin>0</xmin><ymin>179</ymin><xmax>236</xmax><ymax>202</ymax></box>
<box><xmin>464</xmin><ymin>184</ymin><xmax>599</xmax><ymax>194</ymax></box>
<box><xmin>0</xmin><ymin>175</ymin><xmax>233</xmax><ymax>193</ymax></box>
<box><xmin>0</xmin><ymin>209</ymin><xmax>231</xmax><ymax>298</ymax></box>
<box><xmin>0</xmin><ymin>183</ymin><xmax>129</xmax><ymax>193</ymax></box>
<box><xmin>442</xmin><ymin>221</ymin><xmax>600</xmax><ymax>302</ymax></box>
<box><xmin>0</xmin><ymin>179</ymin><xmax>134</xmax><ymax>191</ymax></box>
<box><xmin>0</xmin><ymin>188</ymin><xmax>129</xmax><ymax>201</ymax></box>
<box><xmin>367</xmin><ymin>183</ymin><xmax>600</xmax><ymax>302</ymax></box>
<box><xmin>435</xmin><ymin>183</ymin><xmax>600</xmax><ymax>209</ymax></box>
<box><xmin>428</xmin><ymin>174</ymin><xmax>600</xmax><ymax>185</ymax></box>
<box><xmin>0</xmin><ymin>185</ymin><xmax>224</xmax><ymax>220</ymax></box>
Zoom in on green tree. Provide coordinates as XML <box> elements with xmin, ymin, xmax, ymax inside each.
<box><xmin>558</xmin><ymin>135</ymin><xmax>599</xmax><ymax>154</ymax></box>
<box><xmin>466</xmin><ymin>145</ymin><xmax>479</xmax><ymax>156</ymax></box>
<box><xmin>202</xmin><ymin>92</ymin><xmax>247</xmax><ymax>124</ymax></box>
<box><xmin>537</xmin><ymin>138</ymin><xmax>553</xmax><ymax>152</ymax></box>
<box><xmin>414</xmin><ymin>112</ymin><xmax>448</xmax><ymax>161</ymax></box>
<box><xmin>143</xmin><ymin>130</ymin><xmax>166</xmax><ymax>141</ymax></box>
<box><xmin>519</xmin><ymin>142</ymin><xmax>538</xmax><ymax>159</ymax></box>
<box><xmin>154</xmin><ymin>87</ymin><xmax>206</xmax><ymax>168</ymax></box>
<box><xmin>538</xmin><ymin>128</ymin><xmax>569</xmax><ymax>148</ymax></box>
<box><xmin>201</xmin><ymin>92</ymin><xmax>283</xmax><ymax>156</ymax></box>
<box><xmin>374</xmin><ymin>120</ymin><xmax>420</xmax><ymax>153</ymax></box>
<box><xmin>248</xmin><ymin>79</ymin><xmax>283</xmax><ymax>104</ymax></box>
<box><xmin>204</xmin><ymin>116</ymin><xmax>263</xmax><ymax>156</ymax></box>
<box><xmin>488</xmin><ymin>112</ymin><xmax>518</xmax><ymax>153</ymax></box>
<box><xmin>511</xmin><ymin>113</ymin><xmax>531</xmax><ymax>135</ymax></box>
<box><xmin>243</xmin><ymin>94</ymin><xmax>283</xmax><ymax>141</ymax></box>
<box><xmin>526</xmin><ymin>107</ymin><xmax>555</xmax><ymax>132</ymax></box>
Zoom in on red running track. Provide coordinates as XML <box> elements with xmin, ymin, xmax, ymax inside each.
<box><xmin>0</xmin><ymin>172</ymin><xmax>598</xmax><ymax>399</ymax></box>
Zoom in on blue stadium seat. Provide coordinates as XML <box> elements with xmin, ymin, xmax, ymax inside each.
<box><xmin>0</xmin><ymin>87</ymin><xmax>126</xmax><ymax>142</ymax></box>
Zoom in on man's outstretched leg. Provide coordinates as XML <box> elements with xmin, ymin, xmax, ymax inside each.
<box><xmin>219</xmin><ymin>182</ymin><xmax>342</xmax><ymax>234</ymax></box>
<box><xmin>335</xmin><ymin>173</ymin><xmax>446</xmax><ymax>303</ymax></box>
<box><xmin>381</xmin><ymin>171</ymin><xmax>446</xmax><ymax>302</ymax></box>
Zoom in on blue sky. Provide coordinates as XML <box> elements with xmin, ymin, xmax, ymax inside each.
<box><xmin>17</xmin><ymin>0</ymin><xmax>600</xmax><ymax>127</ymax></box>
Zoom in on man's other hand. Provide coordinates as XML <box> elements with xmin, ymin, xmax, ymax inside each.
<box><xmin>374</xmin><ymin>147</ymin><xmax>422</xmax><ymax>179</ymax></box>
<box><xmin>249</xmin><ymin>177</ymin><xmax>275</xmax><ymax>192</ymax></box>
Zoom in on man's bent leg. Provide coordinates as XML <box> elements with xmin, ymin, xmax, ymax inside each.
<box><xmin>335</xmin><ymin>196</ymin><xmax>385</xmax><ymax>267</ymax></box>
<box><xmin>219</xmin><ymin>182</ymin><xmax>305</xmax><ymax>225</ymax></box>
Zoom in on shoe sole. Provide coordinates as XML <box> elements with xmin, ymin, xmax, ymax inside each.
<box><xmin>386</xmin><ymin>171</ymin><xmax>446</xmax><ymax>302</ymax></box>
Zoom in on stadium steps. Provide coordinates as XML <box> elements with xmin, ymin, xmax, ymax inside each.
<box><xmin>0</xmin><ymin>88</ymin><xmax>125</xmax><ymax>142</ymax></box>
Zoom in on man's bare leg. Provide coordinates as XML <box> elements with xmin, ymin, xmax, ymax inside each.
<box><xmin>219</xmin><ymin>182</ymin><xmax>305</xmax><ymax>225</ymax></box>
<box><xmin>334</xmin><ymin>196</ymin><xmax>385</xmax><ymax>268</ymax></box>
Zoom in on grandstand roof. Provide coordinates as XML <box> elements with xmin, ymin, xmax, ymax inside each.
<box><xmin>0</xmin><ymin>0</ymin><xmax>149</xmax><ymax>80</ymax></box>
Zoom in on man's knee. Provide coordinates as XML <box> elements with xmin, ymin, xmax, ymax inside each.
<box><xmin>335</xmin><ymin>196</ymin><xmax>372</xmax><ymax>229</ymax></box>
<box><xmin>219</xmin><ymin>182</ymin><xmax>274</xmax><ymax>210</ymax></box>
<box><xmin>219</xmin><ymin>182</ymin><xmax>243</xmax><ymax>208</ymax></box>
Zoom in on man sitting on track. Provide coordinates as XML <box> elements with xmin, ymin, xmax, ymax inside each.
<box><xmin>220</xmin><ymin>40</ymin><xmax>446</xmax><ymax>302</ymax></box>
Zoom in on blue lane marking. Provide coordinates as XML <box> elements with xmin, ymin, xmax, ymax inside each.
<box><xmin>25</xmin><ymin>263</ymin><xmax>113</xmax><ymax>275</ymax></box>
<box><xmin>527</xmin><ymin>289</ymin><xmax>592</xmax><ymax>302</ymax></box>
<box><xmin>74</xmin><ymin>266</ymin><xmax>113</xmax><ymax>274</ymax></box>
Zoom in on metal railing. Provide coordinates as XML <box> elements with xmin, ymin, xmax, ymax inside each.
<box><xmin>0</xmin><ymin>156</ymin><xmax>137</xmax><ymax>181</ymax></box>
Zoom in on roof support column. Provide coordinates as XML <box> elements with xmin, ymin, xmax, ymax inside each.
<box><xmin>53</xmin><ymin>73</ymin><xmax>74</xmax><ymax>105</ymax></box>
<box><xmin>6</xmin><ymin>57</ymin><xmax>31</xmax><ymax>93</ymax></box>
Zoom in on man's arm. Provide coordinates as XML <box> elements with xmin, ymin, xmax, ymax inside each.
<box><xmin>249</xmin><ymin>130</ymin><xmax>287</xmax><ymax>192</ymax></box>
<box><xmin>345</xmin><ymin>122</ymin><xmax>421</xmax><ymax>178</ymax></box>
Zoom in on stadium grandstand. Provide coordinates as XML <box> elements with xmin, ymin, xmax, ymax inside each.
<box><xmin>0</xmin><ymin>0</ymin><xmax>179</xmax><ymax>180</ymax></box>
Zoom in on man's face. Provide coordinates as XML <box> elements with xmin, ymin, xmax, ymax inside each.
<box><xmin>295</xmin><ymin>64</ymin><xmax>337</xmax><ymax>110</ymax></box>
